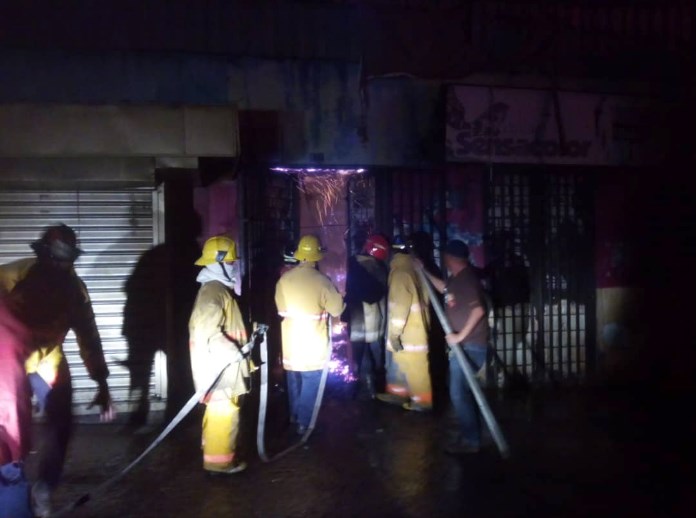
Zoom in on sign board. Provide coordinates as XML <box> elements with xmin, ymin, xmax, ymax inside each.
<box><xmin>445</xmin><ymin>86</ymin><xmax>669</xmax><ymax>166</ymax></box>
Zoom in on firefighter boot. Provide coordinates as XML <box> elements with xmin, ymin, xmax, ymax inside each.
<box><xmin>402</xmin><ymin>401</ymin><xmax>432</xmax><ymax>412</ymax></box>
<box><xmin>206</xmin><ymin>461</ymin><xmax>247</xmax><ymax>477</ymax></box>
<box><xmin>375</xmin><ymin>393</ymin><xmax>407</xmax><ymax>406</ymax></box>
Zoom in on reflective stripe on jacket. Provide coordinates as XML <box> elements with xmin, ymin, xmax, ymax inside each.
<box><xmin>345</xmin><ymin>254</ymin><xmax>387</xmax><ymax>343</ymax></box>
<box><xmin>275</xmin><ymin>262</ymin><xmax>344</xmax><ymax>371</ymax></box>
<box><xmin>387</xmin><ymin>254</ymin><xmax>430</xmax><ymax>351</ymax></box>
<box><xmin>188</xmin><ymin>280</ymin><xmax>250</xmax><ymax>399</ymax></box>
<box><xmin>0</xmin><ymin>257</ymin><xmax>108</xmax><ymax>387</ymax></box>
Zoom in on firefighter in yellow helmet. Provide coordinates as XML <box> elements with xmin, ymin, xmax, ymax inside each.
<box><xmin>189</xmin><ymin>236</ymin><xmax>251</xmax><ymax>475</ymax></box>
<box><xmin>376</xmin><ymin>236</ymin><xmax>433</xmax><ymax>411</ymax></box>
<box><xmin>0</xmin><ymin>224</ymin><xmax>114</xmax><ymax>518</ymax></box>
<box><xmin>274</xmin><ymin>235</ymin><xmax>344</xmax><ymax>434</ymax></box>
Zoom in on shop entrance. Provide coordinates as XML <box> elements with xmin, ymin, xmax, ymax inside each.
<box><xmin>485</xmin><ymin>167</ymin><xmax>596</xmax><ymax>384</ymax></box>
<box><xmin>241</xmin><ymin>167</ymin><xmax>371</xmax><ymax>440</ymax></box>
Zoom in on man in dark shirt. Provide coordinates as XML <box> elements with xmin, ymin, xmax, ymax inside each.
<box><xmin>418</xmin><ymin>239</ymin><xmax>489</xmax><ymax>454</ymax></box>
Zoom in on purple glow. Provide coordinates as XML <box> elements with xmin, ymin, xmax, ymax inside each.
<box><xmin>329</xmin><ymin>328</ymin><xmax>357</xmax><ymax>383</ymax></box>
<box><xmin>272</xmin><ymin>165</ymin><xmax>361</xmax><ymax>384</ymax></box>
<box><xmin>331</xmin><ymin>321</ymin><xmax>345</xmax><ymax>336</ymax></box>
<box><xmin>328</xmin><ymin>358</ymin><xmax>356</xmax><ymax>383</ymax></box>
<box><xmin>271</xmin><ymin>167</ymin><xmax>366</xmax><ymax>175</ymax></box>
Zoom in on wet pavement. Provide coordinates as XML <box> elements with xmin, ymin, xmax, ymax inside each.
<box><xmin>27</xmin><ymin>380</ymin><xmax>691</xmax><ymax>518</ymax></box>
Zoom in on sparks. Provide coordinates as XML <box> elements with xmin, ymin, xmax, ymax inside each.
<box><xmin>328</xmin><ymin>333</ymin><xmax>357</xmax><ymax>383</ymax></box>
<box><xmin>298</xmin><ymin>174</ymin><xmax>348</xmax><ymax>227</ymax></box>
<box><xmin>271</xmin><ymin>167</ymin><xmax>366</xmax><ymax>175</ymax></box>
<box><xmin>270</xmin><ymin>166</ymin><xmax>364</xmax><ymax>384</ymax></box>
<box><xmin>328</xmin><ymin>321</ymin><xmax>356</xmax><ymax>383</ymax></box>
<box><xmin>271</xmin><ymin>167</ymin><xmax>367</xmax><ymax>227</ymax></box>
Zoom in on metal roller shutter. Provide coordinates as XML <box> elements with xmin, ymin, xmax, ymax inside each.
<box><xmin>0</xmin><ymin>188</ymin><xmax>163</xmax><ymax>416</ymax></box>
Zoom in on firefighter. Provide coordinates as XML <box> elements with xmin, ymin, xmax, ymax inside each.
<box><xmin>189</xmin><ymin>236</ymin><xmax>251</xmax><ymax>475</ymax></box>
<box><xmin>376</xmin><ymin>236</ymin><xmax>433</xmax><ymax>411</ymax></box>
<box><xmin>343</xmin><ymin>234</ymin><xmax>389</xmax><ymax>398</ymax></box>
<box><xmin>274</xmin><ymin>235</ymin><xmax>344</xmax><ymax>434</ymax></box>
<box><xmin>0</xmin><ymin>224</ymin><xmax>115</xmax><ymax>518</ymax></box>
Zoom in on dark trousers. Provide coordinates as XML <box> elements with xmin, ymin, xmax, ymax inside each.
<box><xmin>448</xmin><ymin>344</ymin><xmax>488</xmax><ymax>447</ymax></box>
<box><xmin>286</xmin><ymin>370</ymin><xmax>322</xmax><ymax>428</ymax></box>
<box><xmin>28</xmin><ymin>372</ymin><xmax>72</xmax><ymax>489</ymax></box>
<box><xmin>351</xmin><ymin>340</ymin><xmax>385</xmax><ymax>395</ymax></box>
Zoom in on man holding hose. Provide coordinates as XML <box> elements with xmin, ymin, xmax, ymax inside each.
<box><xmin>417</xmin><ymin>239</ymin><xmax>490</xmax><ymax>454</ymax></box>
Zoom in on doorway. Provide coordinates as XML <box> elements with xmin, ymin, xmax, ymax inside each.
<box><xmin>485</xmin><ymin>166</ymin><xmax>596</xmax><ymax>384</ymax></box>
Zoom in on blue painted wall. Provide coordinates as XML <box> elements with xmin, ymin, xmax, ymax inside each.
<box><xmin>228</xmin><ymin>58</ymin><xmax>443</xmax><ymax>166</ymax></box>
<box><xmin>0</xmin><ymin>50</ymin><xmax>443</xmax><ymax>166</ymax></box>
<box><xmin>0</xmin><ymin>49</ymin><xmax>230</xmax><ymax>104</ymax></box>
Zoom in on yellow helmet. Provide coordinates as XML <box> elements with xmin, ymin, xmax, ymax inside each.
<box><xmin>195</xmin><ymin>236</ymin><xmax>238</xmax><ymax>266</ymax></box>
<box><xmin>294</xmin><ymin>235</ymin><xmax>325</xmax><ymax>262</ymax></box>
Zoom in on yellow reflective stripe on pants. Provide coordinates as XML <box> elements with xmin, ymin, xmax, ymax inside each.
<box><xmin>402</xmin><ymin>344</ymin><xmax>428</xmax><ymax>353</ymax></box>
<box><xmin>386</xmin><ymin>383</ymin><xmax>409</xmax><ymax>396</ymax></box>
<box><xmin>204</xmin><ymin>452</ymin><xmax>234</xmax><ymax>464</ymax></box>
<box><xmin>202</xmin><ymin>397</ymin><xmax>240</xmax><ymax>471</ymax></box>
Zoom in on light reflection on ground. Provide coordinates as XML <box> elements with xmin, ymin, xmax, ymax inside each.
<box><xmin>329</xmin><ymin>323</ymin><xmax>357</xmax><ymax>383</ymax></box>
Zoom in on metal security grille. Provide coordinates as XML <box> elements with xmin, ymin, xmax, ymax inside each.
<box><xmin>378</xmin><ymin>169</ymin><xmax>447</xmax><ymax>268</ymax></box>
<box><xmin>347</xmin><ymin>174</ymin><xmax>376</xmax><ymax>256</ymax></box>
<box><xmin>242</xmin><ymin>169</ymin><xmax>298</xmax><ymax>324</ymax></box>
<box><xmin>241</xmin><ymin>168</ymin><xmax>298</xmax><ymax>437</ymax></box>
<box><xmin>0</xmin><ymin>189</ymin><xmax>157</xmax><ymax>414</ymax></box>
<box><xmin>486</xmin><ymin>168</ymin><xmax>595</xmax><ymax>384</ymax></box>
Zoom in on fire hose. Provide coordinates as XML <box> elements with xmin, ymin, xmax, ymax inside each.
<box><xmin>50</xmin><ymin>325</ymin><xmax>268</xmax><ymax>518</ymax></box>
<box><xmin>256</xmin><ymin>318</ymin><xmax>332</xmax><ymax>462</ymax></box>
<box><xmin>414</xmin><ymin>267</ymin><xmax>511</xmax><ymax>459</ymax></box>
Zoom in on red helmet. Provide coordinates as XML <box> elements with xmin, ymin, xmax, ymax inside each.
<box><xmin>363</xmin><ymin>234</ymin><xmax>389</xmax><ymax>261</ymax></box>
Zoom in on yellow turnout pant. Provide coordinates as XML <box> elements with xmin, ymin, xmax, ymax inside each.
<box><xmin>202</xmin><ymin>395</ymin><xmax>240</xmax><ymax>471</ymax></box>
<box><xmin>386</xmin><ymin>350</ymin><xmax>432</xmax><ymax>407</ymax></box>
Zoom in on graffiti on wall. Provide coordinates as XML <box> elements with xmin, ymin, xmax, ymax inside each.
<box><xmin>444</xmin><ymin>166</ymin><xmax>485</xmax><ymax>268</ymax></box>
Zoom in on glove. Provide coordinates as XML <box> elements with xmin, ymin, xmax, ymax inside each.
<box><xmin>388</xmin><ymin>336</ymin><xmax>404</xmax><ymax>352</ymax></box>
<box><xmin>87</xmin><ymin>381</ymin><xmax>116</xmax><ymax>422</ymax></box>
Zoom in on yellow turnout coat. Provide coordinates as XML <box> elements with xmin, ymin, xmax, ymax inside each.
<box><xmin>274</xmin><ymin>262</ymin><xmax>344</xmax><ymax>371</ymax></box>
<box><xmin>188</xmin><ymin>280</ymin><xmax>250</xmax><ymax>399</ymax></box>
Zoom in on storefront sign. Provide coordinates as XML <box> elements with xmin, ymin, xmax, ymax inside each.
<box><xmin>445</xmin><ymin>86</ymin><xmax>667</xmax><ymax>166</ymax></box>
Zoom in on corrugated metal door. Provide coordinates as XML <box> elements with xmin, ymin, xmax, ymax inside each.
<box><xmin>0</xmin><ymin>188</ymin><xmax>160</xmax><ymax>415</ymax></box>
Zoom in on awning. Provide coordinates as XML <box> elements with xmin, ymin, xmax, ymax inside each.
<box><xmin>0</xmin><ymin>104</ymin><xmax>239</xmax><ymax>158</ymax></box>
